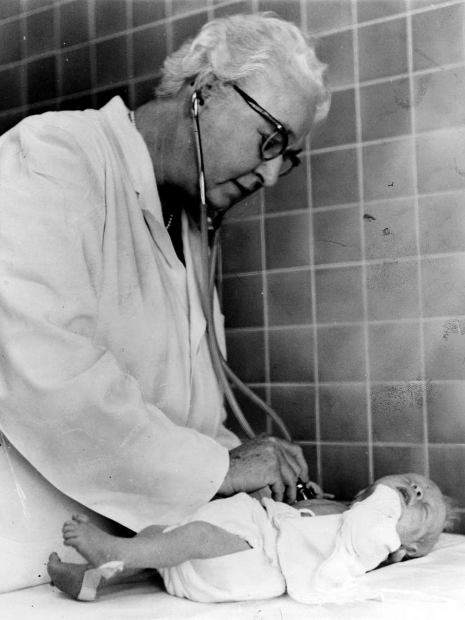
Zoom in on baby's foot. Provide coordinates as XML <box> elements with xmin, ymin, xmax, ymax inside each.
<box><xmin>62</xmin><ymin>514</ymin><xmax>121</xmax><ymax>568</ymax></box>
<box><xmin>47</xmin><ymin>552</ymin><xmax>96</xmax><ymax>600</ymax></box>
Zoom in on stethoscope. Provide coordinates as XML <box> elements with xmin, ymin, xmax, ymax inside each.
<box><xmin>191</xmin><ymin>91</ymin><xmax>314</xmax><ymax>502</ymax></box>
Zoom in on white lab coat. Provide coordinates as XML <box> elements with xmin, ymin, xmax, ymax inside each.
<box><xmin>0</xmin><ymin>97</ymin><xmax>239</xmax><ymax>589</ymax></box>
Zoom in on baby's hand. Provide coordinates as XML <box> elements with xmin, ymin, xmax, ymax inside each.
<box><xmin>306</xmin><ymin>481</ymin><xmax>335</xmax><ymax>500</ymax></box>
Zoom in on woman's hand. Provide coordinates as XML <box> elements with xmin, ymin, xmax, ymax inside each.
<box><xmin>217</xmin><ymin>433</ymin><xmax>309</xmax><ymax>504</ymax></box>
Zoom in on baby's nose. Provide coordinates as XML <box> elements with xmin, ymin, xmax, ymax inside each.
<box><xmin>412</xmin><ymin>483</ymin><xmax>422</xmax><ymax>499</ymax></box>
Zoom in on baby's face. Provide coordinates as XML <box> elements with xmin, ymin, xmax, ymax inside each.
<box><xmin>373</xmin><ymin>473</ymin><xmax>446</xmax><ymax>556</ymax></box>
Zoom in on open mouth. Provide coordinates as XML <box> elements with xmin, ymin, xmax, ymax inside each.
<box><xmin>397</xmin><ymin>486</ymin><xmax>411</xmax><ymax>505</ymax></box>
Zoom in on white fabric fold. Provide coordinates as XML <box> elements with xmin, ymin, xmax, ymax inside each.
<box><xmin>273</xmin><ymin>485</ymin><xmax>402</xmax><ymax>605</ymax></box>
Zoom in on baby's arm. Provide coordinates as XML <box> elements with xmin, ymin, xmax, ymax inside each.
<box><xmin>293</xmin><ymin>499</ymin><xmax>349</xmax><ymax>516</ymax></box>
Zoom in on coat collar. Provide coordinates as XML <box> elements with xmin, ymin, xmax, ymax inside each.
<box><xmin>100</xmin><ymin>96</ymin><xmax>164</xmax><ymax>227</ymax></box>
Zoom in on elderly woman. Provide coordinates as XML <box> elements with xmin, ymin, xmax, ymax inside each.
<box><xmin>0</xmin><ymin>13</ymin><xmax>330</xmax><ymax>591</ymax></box>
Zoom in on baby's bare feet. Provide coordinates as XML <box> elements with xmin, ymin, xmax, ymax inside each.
<box><xmin>62</xmin><ymin>514</ymin><xmax>121</xmax><ymax>568</ymax></box>
<box><xmin>47</xmin><ymin>552</ymin><xmax>92</xmax><ymax>600</ymax></box>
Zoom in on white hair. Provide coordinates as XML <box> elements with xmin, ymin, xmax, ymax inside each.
<box><xmin>155</xmin><ymin>12</ymin><xmax>330</xmax><ymax>124</ymax></box>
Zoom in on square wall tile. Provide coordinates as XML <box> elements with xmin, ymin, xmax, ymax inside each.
<box><xmin>360</xmin><ymin>79</ymin><xmax>412</xmax><ymax>142</ymax></box>
<box><xmin>424</xmin><ymin>319</ymin><xmax>465</xmax><ymax>381</ymax></box>
<box><xmin>222</xmin><ymin>274</ymin><xmax>264</xmax><ymax>329</ymax></box>
<box><xmin>0</xmin><ymin>0</ymin><xmax>21</xmax><ymax>20</ymax></box>
<box><xmin>60</xmin><ymin>94</ymin><xmax>94</xmax><ymax>111</ymax></box>
<box><xmin>305</xmin><ymin>0</ymin><xmax>353</xmax><ymax>34</ymax></box>
<box><xmin>23</xmin><ymin>0</ymin><xmax>53</xmax><ymax>10</ymax></box>
<box><xmin>0</xmin><ymin>67</ymin><xmax>23</xmax><ymax>111</ymax></box>
<box><xmin>0</xmin><ymin>111</ymin><xmax>23</xmax><ymax>135</ymax></box>
<box><xmin>412</xmin><ymin>4</ymin><xmax>464</xmax><ymax>72</ymax></box>
<box><xmin>269</xmin><ymin>385</ymin><xmax>316</xmax><ymax>441</ymax></box>
<box><xmin>0</xmin><ymin>18</ymin><xmax>22</xmax><ymax>65</ymax></box>
<box><xmin>414</xmin><ymin>68</ymin><xmax>465</xmax><ymax>134</ymax></box>
<box><xmin>96</xmin><ymin>85</ymin><xmax>130</xmax><ymax>108</ymax></box>
<box><xmin>301</xmin><ymin>445</ymin><xmax>318</xmax><ymax>485</ymax></box>
<box><xmin>358</xmin><ymin>18</ymin><xmax>408</xmax><ymax>82</ymax></box>
<box><xmin>132</xmin><ymin>0</ymin><xmax>167</xmax><ymax>26</ymax></box>
<box><xmin>26</xmin><ymin>9</ymin><xmax>55</xmax><ymax>57</ymax></box>
<box><xmin>363</xmin><ymin>198</ymin><xmax>417</xmax><ymax>261</ymax></box>
<box><xmin>61</xmin><ymin>47</ymin><xmax>92</xmax><ymax>96</ymax></box>
<box><xmin>428</xmin><ymin>381</ymin><xmax>465</xmax><ymax>443</ymax></box>
<box><xmin>213</xmin><ymin>1</ymin><xmax>254</xmax><ymax>18</ymax></box>
<box><xmin>257</xmin><ymin>0</ymin><xmax>301</xmax><ymax>23</ymax></box>
<box><xmin>225</xmin><ymin>387</ymin><xmax>268</xmax><ymax>441</ymax></box>
<box><xmin>265</xmin><ymin>213</ymin><xmax>310</xmax><ymax>270</ymax></box>
<box><xmin>221</xmin><ymin>219</ymin><xmax>262</xmax><ymax>275</ymax></box>
<box><xmin>268</xmin><ymin>327</ymin><xmax>314</xmax><ymax>383</ymax></box>
<box><xmin>172</xmin><ymin>11</ymin><xmax>209</xmax><ymax>51</ymax></box>
<box><xmin>264</xmin><ymin>155</ymin><xmax>309</xmax><ymax>214</ymax></box>
<box><xmin>312</xmin><ymin>206</ymin><xmax>362</xmax><ymax>265</ymax></box>
<box><xmin>311</xmin><ymin>148</ymin><xmax>359</xmax><ymax>208</ymax></box>
<box><xmin>315</xmin><ymin>265</ymin><xmax>364</xmax><ymax>323</ymax></box>
<box><xmin>95</xmin><ymin>0</ymin><xmax>128</xmax><ymax>37</ymax></box>
<box><xmin>366</xmin><ymin>260</ymin><xmax>420</xmax><ymax>320</ymax></box>
<box><xmin>267</xmin><ymin>270</ymin><xmax>313</xmax><ymax>326</ymax></box>
<box><xmin>373</xmin><ymin>446</ymin><xmax>426</xmax><ymax>479</ymax></box>
<box><xmin>371</xmin><ymin>381</ymin><xmax>424</xmax><ymax>441</ymax></box>
<box><xmin>317</xmin><ymin>324</ymin><xmax>366</xmax><ymax>382</ymax></box>
<box><xmin>419</xmin><ymin>193</ymin><xmax>465</xmax><ymax>256</ymax></box>
<box><xmin>357</xmin><ymin>0</ymin><xmax>407</xmax><ymax>22</ymax></box>
<box><xmin>321</xmin><ymin>444</ymin><xmax>370</xmax><ymax>501</ymax></box>
<box><xmin>311</xmin><ymin>88</ymin><xmax>356</xmax><ymax>149</ymax></box>
<box><xmin>416</xmin><ymin>129</ymin><xmax>465</xmax><ymax>195</ymax></box>
<box><xmin>225</xmin><ymin>190</ymin><xmax>262</xmax><ymax>220</ymax></box>
<box><xmin>317</xmin><ymin>31</ymin><xmax>354</xmax><ymax>89</ymax></box>
<box><xmin>410</xmin><ymin>0</ymin><xmax>450</xmax><ymax>7</ymax></box>
<box><xmin>369</xmin><ymin>322</ymin><xmax>423</xmax><ymax>381</ymax></box>
<box><xmin>95</xmin><ymin>36</ymin><xmax>129</xmax><ymax>87</ymax></box>
<box><xmin>60</xmin><ymin>0</ymin><xmax>89</xmax><ymax>48</ymax></box>
<box><xmin>172</xmin><ymin>0</ymin><xmax>208</xmax><ymax>16</ymax></box>
<box><xmin>133</xmin><ymin>24</ymin><xmax>167</xmax><ymax>78</ymax></box>
<box><xmin>225</xmin><ymin>329</ymin><xmax>265</xmax><ymax>383</ymax></box>
<box><xmin>422</xmin><ymin>255</ymin><xmax>465</xmax><ymax>317</ymax></box>
<box><xmin>319</xmin><ymin>383</ymin><xmax>368</xmax><ymax>442</ymax></box>
<box><xmin>430</xmin><ymin>445</ymin><xmax>465</xmax><ymax>506</ymax></box>
<box><xmin>363</xmin><ymin>139</ymin><xmax>414</xmax><ymax>202</ymax></box>
<box><xmin>27</xmin><ymin>56</ymin><xmax>57</xmax><ymax>104</ymax></box>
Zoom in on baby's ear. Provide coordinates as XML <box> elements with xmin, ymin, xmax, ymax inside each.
<box><xmin>351</xmin><ymin>485</ymin><xmax>376</xmax><ymax>505</ymax></box>
<box><xmin>384</xmin><ymin>543</ymin><xmax>420</xmax><ymax>565</ymax></box>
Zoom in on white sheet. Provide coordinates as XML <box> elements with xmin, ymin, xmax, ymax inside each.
<box><xmin>2</xmin><ymin>533</ymin><xmax>465</xmax><ymax>620</ymax></box>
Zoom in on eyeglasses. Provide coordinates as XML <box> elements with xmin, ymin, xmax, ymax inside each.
<box><xmin>232</xmin><ymin>84</ymin><xmax>301</xmax><ymax>177</ymax></box>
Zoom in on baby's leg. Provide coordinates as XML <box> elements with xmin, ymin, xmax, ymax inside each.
<box><xmin>62</xmin><ymin>514</ymin><xmax>250</xmax><ymax>570</ymax></box>
<box><xmin>47</xmin><ymin>552</ymin><xmax>154</xmax><ymax>601</ymax></box>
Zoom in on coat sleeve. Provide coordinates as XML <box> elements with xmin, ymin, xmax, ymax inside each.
<box><xmin>0</xmin><ymin>118</ymin><xmax>229</xmax><ymax>531</ymax></box>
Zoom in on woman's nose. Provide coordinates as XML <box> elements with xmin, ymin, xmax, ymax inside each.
<box><xmin>255</xmin><ymin>156</ymin><xmax>282</xmax><ymax>187</ymax></box>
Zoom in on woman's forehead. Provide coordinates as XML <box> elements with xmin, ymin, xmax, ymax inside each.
<box><xmin>242</xmin><ymin>73</ymin><xmax>318</xmax><ymax>140</ymax></box>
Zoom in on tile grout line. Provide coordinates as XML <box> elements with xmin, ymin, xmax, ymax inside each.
<box><xmin>351</xmin><ymin>0</ymin><xmax>374</xmax><ymax>484</ymax></box>
<box><xmin>406</xmin><ymin>1</ymin><xmax>430</xmax><ymax>478</ymax></box>
<box><xmin>303</xmin><ymin>0</ymin><xmax>323</xmax><ymax>487</ymax></box>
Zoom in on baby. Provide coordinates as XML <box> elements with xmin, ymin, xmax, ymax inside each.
<box><xmin>47</xmin><ymin>473</ymin><xmax>455</xmax><ymax>605</ymax></box>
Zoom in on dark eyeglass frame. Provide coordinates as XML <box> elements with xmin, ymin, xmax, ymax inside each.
<box><xmin>232</xmin><ymin>84</ymin><xmax>301</xmax><ymax>176</ymax></box>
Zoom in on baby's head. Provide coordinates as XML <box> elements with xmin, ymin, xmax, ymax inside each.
<box><xmin>354</xmin><ymin>473</ymin><xmax>456</xmax><ymax>562</ymax></box>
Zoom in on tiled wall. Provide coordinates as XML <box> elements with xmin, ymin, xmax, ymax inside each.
<box><xmin>220</xmin><ymin>0</ymin><xmax>465</xmax><ymax>531</ymax></box>
<box><xmin>1</xmin><ymin>0</ymin><xmax>465</xmax><ymax>529</ymax></box>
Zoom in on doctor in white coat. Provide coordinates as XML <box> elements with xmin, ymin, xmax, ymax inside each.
<box><xmin>0</xmin><ymin>13</ymin><xmax>330</xmax><ymax>592</ymax></box>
